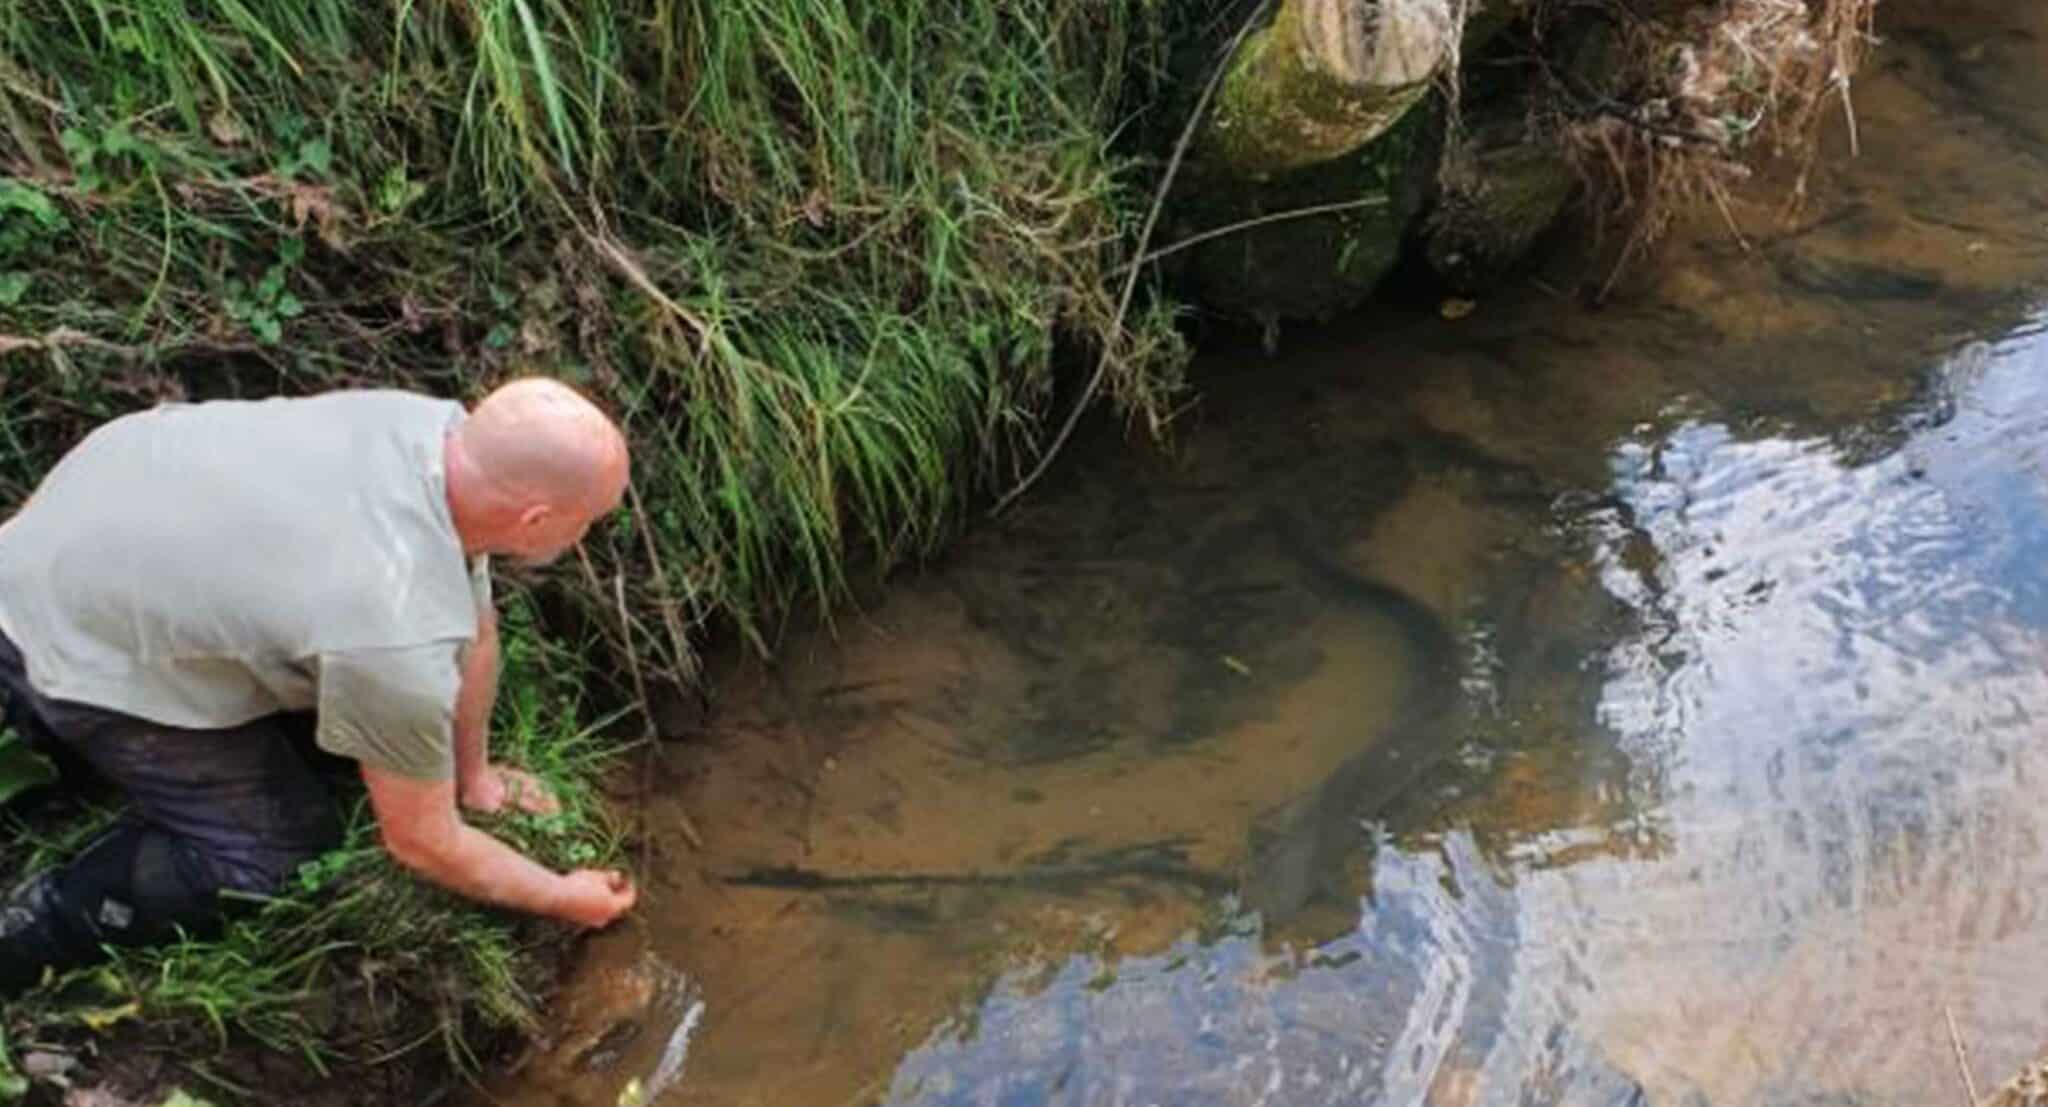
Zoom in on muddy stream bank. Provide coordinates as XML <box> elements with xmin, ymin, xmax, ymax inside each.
<box><xmin>482</xmin><ymin>5</ymin><xmax>2048</xmax><ymax>1104</ymax></box>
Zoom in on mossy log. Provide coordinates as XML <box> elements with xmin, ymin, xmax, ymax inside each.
<box><xmin>1199</xmin><ymin>0</ymin><xmax>1460</xmax><ymax>178</ymax></box>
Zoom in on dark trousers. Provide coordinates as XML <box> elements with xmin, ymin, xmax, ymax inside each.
<box><xmin>0</xmin><ymin>629</ymin><xmax>345</xmax><ymax>991</ymax></box>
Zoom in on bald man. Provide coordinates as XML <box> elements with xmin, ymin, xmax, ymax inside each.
<box><xmin>0</xmin><ymin>378</ymin><xmax>637</xmax><ymax>991</ymax></box>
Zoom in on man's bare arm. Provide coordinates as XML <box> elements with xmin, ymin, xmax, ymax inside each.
<box><xmin>361</xmin><ymin>764</ymin><xmax>634</xmax><ymax>927</ymax></box>
<box><xmin>450</xmin><ymin>611</ymin><xmax>558</xmax><ymax>815</ymax></box>
<box><xmin>452</xmin><ymin>608</ymin><xmax>500</xmax><ymax>805</ymax></box>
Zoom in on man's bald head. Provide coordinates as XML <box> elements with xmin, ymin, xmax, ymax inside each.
<box><xmin>445</xmin><ymin>377</ymin><xmax>630</xmax><ymax>564</ymax></box>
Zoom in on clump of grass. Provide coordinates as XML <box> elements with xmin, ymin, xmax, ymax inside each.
<box><xmin>0</xmin><ymin>590</ymin><xmax>632</xmax><ymax>1094</ymax></box>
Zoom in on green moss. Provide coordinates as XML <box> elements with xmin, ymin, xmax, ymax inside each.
<box><xmin>1179</xmin><ymin>100</ymin><xmax>1443</xmax><ymax>324</ymax></box>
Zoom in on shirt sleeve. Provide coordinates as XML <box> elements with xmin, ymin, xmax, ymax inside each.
<box><xmin>469</xmin><ymin>554</ymin><xmax>493</xmax><ymax>622</ymax></box>
<box><xmin>315</xmin><ymin>641</ymin><xmax>465</xmax><ymax>780</ymax></box>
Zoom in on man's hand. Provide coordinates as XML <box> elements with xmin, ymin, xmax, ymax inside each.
<box><xmin>555</xmin><ymin>869</ymin><xmax>638</xmax><ymax>928</ymax></box>
<box><xmin>460</xmin><ymin>763</ymin><xmax>561</xmax><ymax>816</ymax></box>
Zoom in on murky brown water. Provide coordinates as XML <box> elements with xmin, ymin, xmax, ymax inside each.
<box><xmin>483</xmin><ymin>4</ymin><xmax>2048</xmax><ymax>1105</ymax></box>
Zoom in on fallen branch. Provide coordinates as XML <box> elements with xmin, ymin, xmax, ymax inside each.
<box><xmin>581</xmin><ymin>202</ymin><xmax>712</xmax><ymax>350</ymax></box>
<box><xmin>0</xmin><ymin>327</ymin><xmax>141</xmax><ymax>361</ymax></box>
<box><xmin>0</xmin><ymin>328</ymin><xmax>268</xmax><ymax>363</ymax></box>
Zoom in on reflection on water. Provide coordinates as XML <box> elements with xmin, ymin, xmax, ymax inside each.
<box><xmin>483</xmin><ymin>3</ymin><xmax>2048</xmax><ymax>1105</ymax></box>
<box><xmin>886</xmin><ymin>833</ymin><xmax>1528</xmax><ymax>1107</ymax></box>
<box><xmin>878</xmin><ymin>329</ymin><xmax>2048</xmax><ymax>1107</ymax></box>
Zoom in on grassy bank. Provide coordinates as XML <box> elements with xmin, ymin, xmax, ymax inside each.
<box><xmin>0</xmin><ymin>0</ymin><xmax>1193</xmax><ymax>669</ymax></box>
<box><xmin>0</xmin><ymin>0</ymin><xmax>1196</xmax><ymax>1098</ymax></box>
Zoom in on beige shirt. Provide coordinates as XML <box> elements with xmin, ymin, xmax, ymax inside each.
<box><xmin>0</xmin><ymin>390</ymin><xmax>491</xmax><ymax>779</ymax></box>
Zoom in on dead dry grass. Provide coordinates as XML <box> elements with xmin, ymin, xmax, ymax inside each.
<box><xmin>1542</xmin><ymin>0</ymin><xmax>1880</xmax><ymax>293</ymax></box>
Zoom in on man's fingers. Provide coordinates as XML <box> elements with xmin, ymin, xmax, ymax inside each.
<box><xmin>558</xmin><ymin>869</ymin><xmax>637</xmax><ymax>926</ymax></box>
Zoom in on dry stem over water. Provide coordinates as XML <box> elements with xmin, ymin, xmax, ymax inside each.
<box><xmin>1541</xmin><ymin>0</ymin><xmax>1880</xmax><ymax>286</ymax></box>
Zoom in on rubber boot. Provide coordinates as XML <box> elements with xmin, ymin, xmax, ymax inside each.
<box><xmin>0</xmin><ymin>820</ymin><xmax>225</xmax><ymax>995</ymax></box>
<box><xmin>0</xmin><ymin>869</ymin><xmax>94</xmax><ymax>993</ymax></box>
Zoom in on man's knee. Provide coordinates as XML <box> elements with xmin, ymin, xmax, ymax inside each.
<box><xmin>209</xmin><ymin>815</ymin><xmax>345</xmax><ymax>899</ymax></box>
<box><xmin>70</xmin><ymin>822</ymin><xmax>227</xmax><ymax>946</ymax></box>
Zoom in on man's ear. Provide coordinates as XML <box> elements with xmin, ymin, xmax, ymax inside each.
<box><xmin>517</xmin><ymin>503</ymin><xmax>552</xmax><ymax>530</ymax></box>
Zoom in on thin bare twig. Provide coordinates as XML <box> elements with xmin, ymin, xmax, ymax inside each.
<box><xmin>988</xmin><ymin>0</ymin><xmax>1273</xmax><ymax>518</ymax></box>
<box><xmin>581</xmin><ymin>203</ymin><xmax>713</xmax><ymax>350</ymax></box>
<box><xmin>614</xmin><ymin>569</ymin><xmax>664</xmax><ymax>872</ymax></box>
<box><xmin>625</xmin><ymin>476</ymin><xmax>699</xmax><ymax>686</ymax></box>
<box><xmin>607</xmin><ymin>571</ymin><xmax>655</xmax><ymax>737</ymax></box>
<box><xmin>1108</xmin><ymin>197</ymin><xmax>1390</xmax><ymax>277</ymax></box>
<box><xmin>577</xmin><ymin>548</ymin><xmax>705</xmax><ymax>856</ymax></box>
<box><xmin>1837</xmin><ymin>73</ymin><xmax>1860</xmax><ymax>158</ymax></box>
<box><xmin>1947</xmin><ymin>1004</ymin><xmax>1980</xmax><ymax>1107</ymax></box>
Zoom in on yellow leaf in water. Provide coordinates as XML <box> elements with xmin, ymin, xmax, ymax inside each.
<box><xmin>1222</xmin><ymin>655</ymin><xmax>1252</xmax><ymax>677</ymax></box>
<box><xmin>618</xmin><ymin>1077</ymin><xmax>646</xmax><ymax>1107</ymax></box>
<box><xmin>1439</xmin><ymin>298</ymin><xmax>1478</xmax><ymax>320</ymax></box>
<box><xmin>77</xmin><ymin>1001</ymin><xmax>140</xmax><ymax>1032</ymax></box>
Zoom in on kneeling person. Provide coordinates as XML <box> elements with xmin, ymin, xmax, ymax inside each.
<box><xmin>0</xmin><ymin>377</ymin><xmax>638</xmax><ymax>990</ymax></box>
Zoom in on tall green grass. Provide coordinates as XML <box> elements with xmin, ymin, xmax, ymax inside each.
<box><xmin>0</xmin><ymin>0</ymin><xmax>1192</xmax><ymax>672</ymax></box>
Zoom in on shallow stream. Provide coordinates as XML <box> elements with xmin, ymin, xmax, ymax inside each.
<box><xmin>485</xmin><ymin>5</ymin><xmax>2048</xmax><ymax>1104</ymax></box>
